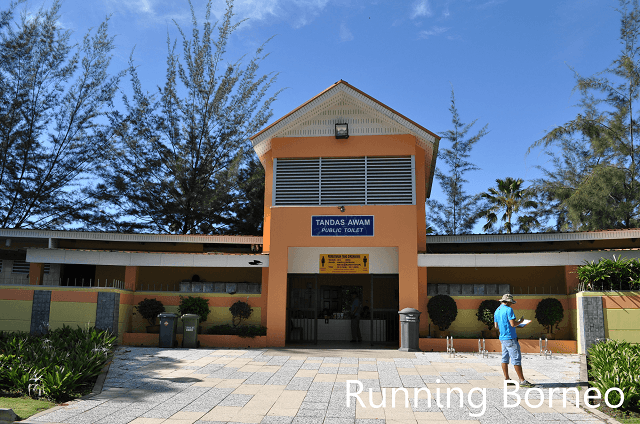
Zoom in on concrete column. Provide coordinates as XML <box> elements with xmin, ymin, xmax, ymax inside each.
<box><xmin>261</xmin><ymin>268</ymin><xmax>269</xmax><ymax>327</ymax></box>
<box><xmin>30</xmin><ymin>290</ymin><xmax>52</xmax><ymax>335</ymax></box>
<box><xmin>29</xmin><ymin>263</ymin><xmax>45</xmax><ymax>285</ymax></box>
<box><xmin>418</xmin><ymin>266</ymin><xmax>428</xmax><ymax>336</ymax></box>
<box><xmin>266</xmin><ymin>246</ymin><xmax>287</xmax><ymax>347</ymax></box>
<box><xmin>565</xmin><ymin>265</ymin><xmax>579</xmax><ymax>294</ymax></box>
<box><xmin>124</xmin><ymin>266</ymin><xmax>139</xmax><ymax>291</ymax></box>
<box><xmin>577</xmin><ymin>295</ymin><xmax>605</xmax><ymax>354</ymax></box>
<box><xmin>398</xmin><ymin>244</ymin><xmax>420</xmax><ymax>347</ymax></box>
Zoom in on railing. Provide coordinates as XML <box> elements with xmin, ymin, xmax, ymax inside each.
<box><xmin>371</xmin><ymin>309</ymin><xmax>399</xmax><ymax>343</ymax></box>
<box><xmin>0</xmin><ymin>278</ymin><xmax>125</xmax><ymax>290</ymax></box>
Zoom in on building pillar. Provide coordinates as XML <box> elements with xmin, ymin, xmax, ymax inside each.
<box><xmin>29</xmin><ymin>263</ymin><xmax>45</xmax><ymax>285</ymax></box>
<box><xmin>261</xmin><ymin>268</ymin><xmax>269</xmax><ymax>328</ymax></box>
<box><xmin>565</xmin><ymin>265</ymin><xmax>580</xmax><ymax>294</ymax></box>
<box><xmin>266</xmin><ymin>246</ymin><xmax>287</xmax><ymax>347</ymax></box>
<box><xmin>398</xmin><ymin>244</ymin><xmax>420</xmax><ymax>345</ymax></box>
<box><xmin>124</xmin><ymin>266</ymin><xmax>139</xmax><ymax>292</ymax></box>
<box><xmin>418</xmin><ymin>266</ymin><xmax>428</xmax><ymax>336</ymax></box>
<box><xmin>577</xmin><ymin>294</ymin><xmax>605</xmax><ymax>354</ymax></box>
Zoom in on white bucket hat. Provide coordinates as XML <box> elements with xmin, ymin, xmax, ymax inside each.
<box><xmin>498</xmin><ymin>293</ymin><xmax>516</xmax><ymax>303</ymax></box>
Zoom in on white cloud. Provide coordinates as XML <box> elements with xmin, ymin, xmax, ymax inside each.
<box><xmin>476</xmin><ymin>0</ymin><xmax>506</xmax><ymax>9</ymax></box>
<box><xmin>339</xmin><ymin>22</ymin><xmax>354</xmax><ymax>42</ymax></box>
<box><xmin>418</xmin><ymin>26</ymin><xmax>448</xmax><ymax>38</ymax></box>
<box><xmin>411</xmin><ymin>0</ymin><xmax>433</xmax><ymax>19</ymax></box>
<box><xmin>105</xmin><ymin>0</ymin><xmax>331</xmax><ymax>28</ymax></box>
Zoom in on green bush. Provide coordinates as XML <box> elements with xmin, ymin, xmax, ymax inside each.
<box><xmin>588</xmin><ymin>339</ymin><xmax>640</xmax><ymax>410</ymax></box>
<box><xmin>0</xmin><ymin>326</ymin><xmax>116</xmax><ymax>402</ymax></box>
<box><xmin>427</xmin><ymin>294</ymin><xmax>458</xmax><ymax>331</ymax></box>
<box><xmin>534</xmin><ymin>298</ymin><xmax>564</xmax><ymax>333</ymax></box>
<box><xmin>476</xmin><ymin>299</ymin><xmax>501</xmax><ymax>330</ymax></box>
<box><xmin>205</xmin><ymin>324</ymin><xmax>267</xmax><ymax>338</ymax></box>
<box><xmin>135</xmin><ymin>298</ymin><xmax>165</xmax><ymax>326</ymax></box>
<box><xmin>577</xmin><ymin>256</ymin><xmax>640</xmax><ymax>291</ymax></box>
<box><xmin>178</xmin><ymin>296</ymin><xmax>211</xmax><ymax>322</ymax></box>
<box><xmin>229</xmin><ymin>301</ymin><xmax>253</xmax><ymax>327</ymax></box>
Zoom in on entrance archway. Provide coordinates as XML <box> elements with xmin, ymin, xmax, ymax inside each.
<box><xmin>286</xmin><ymin>273</ymin><xmax>399</xmax><ymax>346</ymax></box>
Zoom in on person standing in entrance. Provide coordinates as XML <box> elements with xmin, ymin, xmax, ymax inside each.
<box><xmin>350</xmin><ymin>292</ymin><xmax>362</xmax><ymax>342</ymax></box>
<box><xmin>494</xmin><ymin>294</ymin><xmax>532</xmax><ymax>386</ymax></box>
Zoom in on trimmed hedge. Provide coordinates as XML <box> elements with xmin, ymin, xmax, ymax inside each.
<box><xmin>205</xmin><ymin>324</ymin><xmax>266</xmax><ymax>338</ymax></box>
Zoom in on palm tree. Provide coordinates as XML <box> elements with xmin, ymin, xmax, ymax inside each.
<box><xmin>479</xmin><ymin>177</ymin><xmax>538</xmax><ymax>234</ymax></box>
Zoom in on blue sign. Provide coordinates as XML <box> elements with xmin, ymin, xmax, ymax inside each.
<box><xmin>311</xmin><ymin>215</ymin><xmax>374</xmax><ymax>236</ymax></box>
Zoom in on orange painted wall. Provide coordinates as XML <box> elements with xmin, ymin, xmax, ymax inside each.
<box><xmin>263</xmin><ymin>134</ymin><xmax>430</xmax><ymax>347</ymax></box>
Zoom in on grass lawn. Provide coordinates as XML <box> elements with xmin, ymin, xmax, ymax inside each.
<box><xmin>0</xmin><ymin>395</ymin><xmax>56</xmax><ymax>420</ymax></box>
<box><xmin>597</xmin><ymin>405</ymin><xmax>640</xmax><ymax>424</ymax></box>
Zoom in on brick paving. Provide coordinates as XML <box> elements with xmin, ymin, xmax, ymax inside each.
<box><xmin>26</xmin><ymin>346</ymin><xmax>610</xmax><ymax>424</ymax></box>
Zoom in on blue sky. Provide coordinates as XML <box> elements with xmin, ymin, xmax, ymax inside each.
<box><xmin>27</xmin><ymin>0</ymin><xmax>621</xmax><ymax>219</ymax></box>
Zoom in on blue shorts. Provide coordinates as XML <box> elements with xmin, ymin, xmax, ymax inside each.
<box><xmin>500</xmin><ymin>339</ymin><xmax>522</xmax><ymax>366</ymax></box>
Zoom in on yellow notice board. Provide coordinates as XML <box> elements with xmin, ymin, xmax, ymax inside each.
<box><xmin>319</xmin><ymin>254</ymin><xmax>369</xmax><ymax>274</ymax></box>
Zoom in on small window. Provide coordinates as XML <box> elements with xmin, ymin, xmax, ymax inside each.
<box><xmin>44</xmin><ymin>263</ymin><xmax>50</xmax><ymax>274</ymax></box>
<box><xmin>12</xmin><ymin>260</ymin><xmax>30</xmax><ymax>274</ymax></box>
<box><xmin>0</xmin><ymin>260</ymin><xmax>3</xmax><ymax>273</ymax></box>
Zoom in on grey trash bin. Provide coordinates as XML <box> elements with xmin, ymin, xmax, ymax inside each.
<box><xmin>398</xmin><ymin>308</ymin><xmax>421</xmax><ymax>352</ymax></box>
<box><xmin>158</xmin><ymin>313</ymin><xmax>178</xmax><ymax>348</ymax></box>
<box><xmin>181</xmin><ymin>314</ymin><xmax>200</xmax><ymax>348</ymax></box>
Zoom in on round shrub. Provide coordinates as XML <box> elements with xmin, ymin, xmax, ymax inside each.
<box><xmin>427</xmin><ymin>294</ymin><xmax>458</xmax><ymax>331</ymax></box>
<box><xmin>135</xmin><ymin>298</ymin><xmax>165</xmax><ymax>326</ymax></box>
<box><xmin>476</xmin><ymin>299</ymin><xmax>501</xmax><ymax>330</ymax></box>
<box><xmin>230</xmin><ymin>301</ymin><xmax>253</xmax><ymax>327</ymax></box>
<box><xmin>178</xmin><ymin>296</ymin><xmax>211</xmax><ymax>323</ymax></box>
<box><xmin>535</xmin><ymin>297</ymin><xmax>564</xmax><ymax>333</ymax></box>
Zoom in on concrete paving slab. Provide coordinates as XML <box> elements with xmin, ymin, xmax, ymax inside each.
<box><xmin>25</xmin><ymin>346</ymin><xmax>609</xmax><ymax>424</ymax></box>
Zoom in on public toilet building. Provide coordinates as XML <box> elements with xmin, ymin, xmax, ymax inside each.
<box><xmin>1</xmin><ymin>81</ymin><xmax>639</xmax><ymax>353</ymax></box>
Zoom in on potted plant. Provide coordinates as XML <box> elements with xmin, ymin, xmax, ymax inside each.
<box><xmin>427</xmin><ymin>294</ymin><xmax>458</xmax><ymax>338</ymax></box>
<box><xmin>476</xmin><ymin>299</ymin><xmax>501</xmax><ymax>338</ymax></box>
<box><xmin>136</xmin><ymin>298</ymin><xmax>165</xmax><ymax>333</ymax></box>
<box><xmin>230</xmin><ymin>300</ymin><xmax>253</xmax><ymax>327</ymax></box>
<box><xmin>178</xmin><ymin>296</ymin><xmax>211</xmax><ymax>332</ymax></box>
<box><xmin>535</xmin><ymin>297</ymin><xmax>564</xmax><ymax>339</ymax></box>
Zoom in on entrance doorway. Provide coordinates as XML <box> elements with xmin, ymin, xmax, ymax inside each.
<box><xmin>286</xmin><ymin>274</ymin><xmax>399</xmax><ymax>346</ymax></box>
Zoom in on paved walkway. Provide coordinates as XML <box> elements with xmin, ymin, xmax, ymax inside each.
<box><xmin>27</xmin><ymin>346</ymin><xmax>612</xmax><ymax>424</ymax></box>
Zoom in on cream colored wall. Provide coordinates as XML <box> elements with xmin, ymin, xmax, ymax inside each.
<box><xmin>0</xmin><ymin>299</ymin><xmax>32</xmax><ymax>332</ymax></box>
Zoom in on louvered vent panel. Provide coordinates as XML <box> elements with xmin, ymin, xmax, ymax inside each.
<box><xmin>274</xmin><ymin>159</ymin><xmax>320</xmax><ymax>205</ymax></box>
<box><xmin>366</xmin><ymin>157</ymin><xmax>414</xmax><ymax>204</ymax></box>
<box><xmin>320</xmin><ymin>158</ymin><xmax>365</xmax><ymax>205</ymax></box>
<box><xmin>12</xmin><ymin>260</ymin><xmax>30</xmax><ymax>274</ymax></box>
<box><xmin>274</xmin><ymin>156</ymin><xmax>414</xmax><ymax>206</ymax></box>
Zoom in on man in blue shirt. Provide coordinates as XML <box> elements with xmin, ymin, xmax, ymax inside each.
<box><xmin>494</xmin><ymin>294</ymin><xmax>532</xmax><ymax>386</ymax></box>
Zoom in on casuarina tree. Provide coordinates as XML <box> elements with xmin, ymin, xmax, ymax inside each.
<box><xmin>426</xmin><ymin>88</ymin><xmax>488</xmax><ymax>235</ymax></box>
<box><xmin>93</xmin><ymin>0</ymin><xmax>280</xmax><ymax>234</ymax></box>
<box><xmin>529</xmin><ymin>0</ymin><xmax>640</xmax><ymax>230</ymax></box>
<box><xmin>0</xmin><ymin>0</ymin><xmax>123</xmax><ymax>229</ymax></box>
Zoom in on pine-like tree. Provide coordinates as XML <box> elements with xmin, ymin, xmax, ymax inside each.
<box><xmin>426</xmin><ymin>89</ymin><xmax>488</xmax><ymax>235</ymax></box>
<box><xmin>529</xmin><ymin>0</ymin><xmax>640</xmax><ymax>230</ymax></box>
<box><xmin>93</xmin><ymin>0</ymin><xmax>280</xmax><ymax>234</ymax></box>
<box><xmin>0</xmin><ymin>1</ymin><xmax>123</xmax><ymax>229</ymax></box>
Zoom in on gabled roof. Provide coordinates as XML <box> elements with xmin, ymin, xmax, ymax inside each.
<box><xmin>250</xmin><ymin>80</ymin><xmax>441</xmax><ymax>197</ymax></box>
<box><xmin>251</xmin><ymin>80</ymin><xmax>439</xmax><ymax>142</ymax></box>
